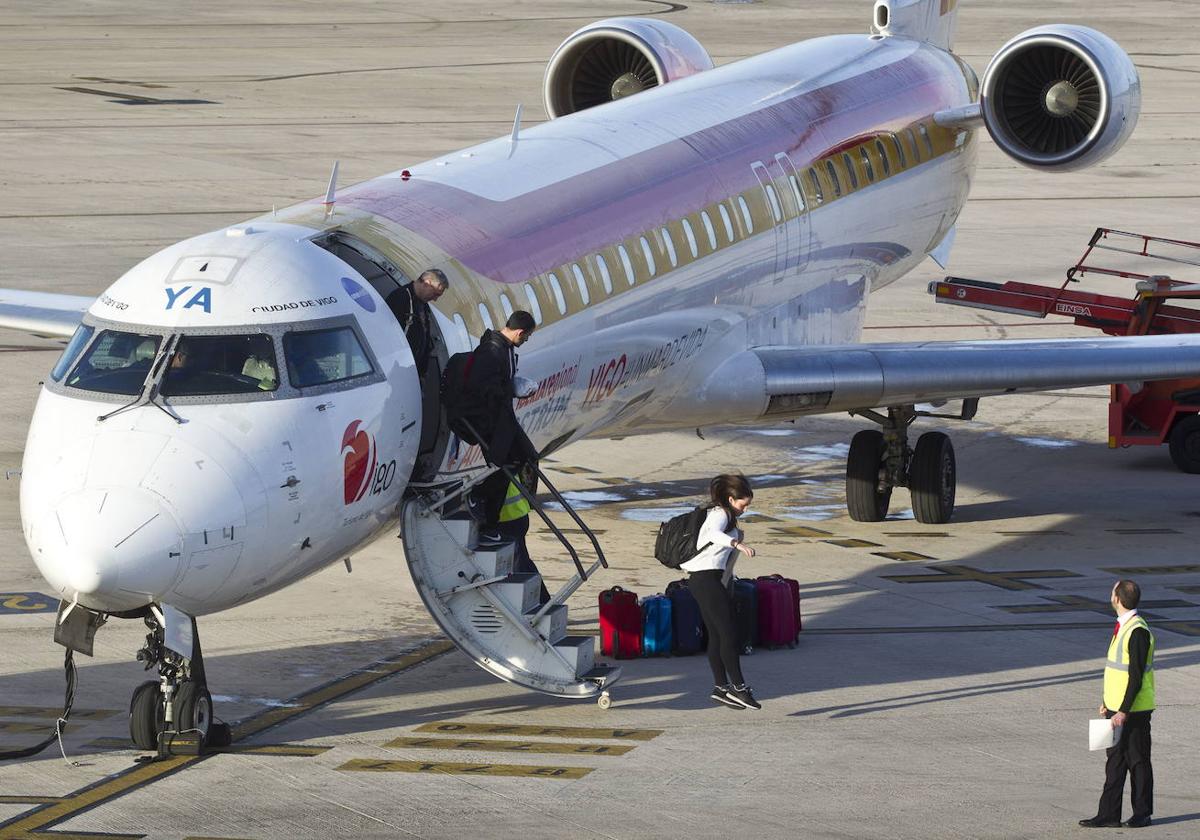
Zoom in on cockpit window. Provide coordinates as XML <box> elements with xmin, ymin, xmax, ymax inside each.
<box><xmin>161</xmin><ymin>334</ymin><xmax>278</xmax><ymax>396</ymax></box>
<box><xmin>65</xmin><ymin>329</ymin><xmax>160</xmax><ymax>395</ymax></box>
<box><xmin>283</xmin><ymin>326</ymin><xmax>373</xmax><ymax>388</ymax></box>
<box><xmin>51</xmin><ymin>324</ymin><xmax>95</xmax><ymax>382</ymax></box>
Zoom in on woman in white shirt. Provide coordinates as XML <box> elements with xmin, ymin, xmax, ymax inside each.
<box><xmin>680</xmin><ymin>474</ymin><xmax>760</xmax><ymax>710</ymax></box>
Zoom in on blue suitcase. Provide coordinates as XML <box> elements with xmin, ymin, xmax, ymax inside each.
<box><xmin>640</xmin><ymin>594</ymin><xmax>673</xmax><ymax>656</ymax></box>
<box><xmin>666</xmin><ymin>579</ymin><xmax>706</xmax><ymax>655</ymax></box>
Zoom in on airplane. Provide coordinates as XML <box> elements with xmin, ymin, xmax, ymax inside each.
<box><xmin>3</xmin><ymin>0</ymin><xmax>1199</xmax><ymax>752</ymax></box>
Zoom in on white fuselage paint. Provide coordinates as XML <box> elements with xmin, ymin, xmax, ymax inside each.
<box><xmin>22</xmin><ymin>32</ymin><xmax>976</xmax><ymax>616</ymax></box>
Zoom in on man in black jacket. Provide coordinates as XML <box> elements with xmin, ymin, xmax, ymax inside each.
<box><xmin>1080</xmin><ymin>579</ymin><xmax>1156</xmax><ymax>829</ymax></box>
<box><xmin>459</xmin><ymin>310</ymin><xmax>537</xmax><ymax>532</ymax></box>
<box><xmin>386</xmin><ymin>269</ymin><xmax>447</xmax><ymax>375</ymax></box>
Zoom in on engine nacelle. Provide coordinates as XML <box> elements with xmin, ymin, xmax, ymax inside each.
<box><xmin>543</xmin><ymin>18</ymin><xmax>713</xmax><ymax>119</ymax></box>
<box><xmin>980</xmin><ymin>25</ymin><xmax>1141</xmax><ymax>171</ymax></box>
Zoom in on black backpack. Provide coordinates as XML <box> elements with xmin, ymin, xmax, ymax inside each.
<box><xmin>654</xmin><ymin>506</ymin><xmax>713</xmax><ymax>569</ymax></box>
<box><xmin>441</xmin><ymin>350</ymin><xmax>480</xmax><ymax>440</ymax></box>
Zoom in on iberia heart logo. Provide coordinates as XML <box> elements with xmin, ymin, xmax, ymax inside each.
<box><xmin>341</xmin><ymin>419</ymin><xmax>376</xmax><ymax>505</ymax></box>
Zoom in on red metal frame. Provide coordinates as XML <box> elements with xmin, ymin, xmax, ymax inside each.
<box><xmin>930</xmin><ymin>227</ymin><xmax>1200</xmax><ymax>450</ymax></box>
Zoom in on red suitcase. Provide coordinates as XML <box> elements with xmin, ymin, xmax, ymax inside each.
<box><xmin>599</xmin><ymin>586</ymin><xmax>642</xmax><ymax>659</ymax></box>
<box><xmin>772</xmin><ymin>574</ymin><xmax>803</xmax><ymax>641</ymax></box>
<box><xmin>755</xmin><ymin>576</ymin><xmax>798</xmax><ymax>648</ymax></box>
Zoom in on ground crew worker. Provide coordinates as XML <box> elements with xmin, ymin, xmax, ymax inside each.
<box><xmin>494</xmin><ymin>479</ymin><xmax>550</xmax><ymax>605</ymax></box>
<box><xmin>1079</xmin><ymin>579</ymin><xmax>1155</xmax><ymax>829</ymax></box>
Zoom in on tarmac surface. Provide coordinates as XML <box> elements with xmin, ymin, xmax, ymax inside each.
<box><xmin>2</xmin><ymin>1</ymin><xmax>1200</xmax><ymax>837</ymax></box>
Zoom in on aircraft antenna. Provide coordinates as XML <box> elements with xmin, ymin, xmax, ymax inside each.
<box><xmin>323</xmin><ymin>160</ymin><xmax>340</xmax><ymax>219</ymax></box>
<box><xmin>509</xmin><ymin>104</ymin><xmax>523</xmax><ymax>151</ymax></box>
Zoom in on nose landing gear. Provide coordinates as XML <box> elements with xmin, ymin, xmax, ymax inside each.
<box><xmin>129</xmin><ymin>607</ymin><xmax>226</xmax><ymax>754</ymax></box>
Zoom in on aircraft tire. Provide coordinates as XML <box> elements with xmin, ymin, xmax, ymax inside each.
<box><xmin>1168</xmin><ymin>414</ymin><xmax>1200</xmax><ymax>474</ymax></box>
<box><xmin>846</xmin><ymin>429</ymin><xmax>891</xmax><ymax>522</ymax></box>
<box><xmin>174</xmin><ymin>681</ymin><xmax>214</xmax><ymax>744</ymax></box>
<box><xmin>129</xmin><ymin>680</ymin><xmax>163</xmax><ymax>751</ymax></box>
<box><xmin>910</xmin><ymin>432</ymin><xmax>956</xmax><ymax>524</ymax></box>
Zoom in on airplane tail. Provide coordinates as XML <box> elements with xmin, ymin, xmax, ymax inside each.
<box><xmin>871</xmin><ymin>0</ymin><xmax>959</xmax><ymax>52</ymax></box>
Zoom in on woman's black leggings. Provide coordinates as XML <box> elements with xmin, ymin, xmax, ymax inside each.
<box><xmin>688</xmin><ymin>569</ymin><xmax>744</xmax><ymax>687</ymax></box>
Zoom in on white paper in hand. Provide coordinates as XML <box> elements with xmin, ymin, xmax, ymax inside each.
<box><xmin>1089</xmin><ymin>718</ymin><xmax>1121</xmax><ymax>751</ymax></box>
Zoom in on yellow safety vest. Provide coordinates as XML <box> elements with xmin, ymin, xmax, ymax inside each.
<box><xmin>1103</xmin><ymin>615</ymin><xmax>1156</xmax><ymax>712</ymax></box>
<box><xmin>497</xmin><ymin>481</ymin><xmax>530</xmax><ymax>523</ymax></box>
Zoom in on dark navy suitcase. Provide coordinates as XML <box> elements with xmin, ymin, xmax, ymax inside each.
<box><xmin>640</xmin><ymin>594</ymin><xmax>673</xmax><ymax>656</ymax></box>
<box><xmin>666</xmin><ymin>579</ymin><xmax>706</xmax><ymax>655</ymax></box>
<box><xmin>731</xmin><ymin>577</ymin><xmax>759</xmax><ymax>655</ymax></box>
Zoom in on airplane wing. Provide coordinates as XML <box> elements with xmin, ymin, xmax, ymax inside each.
<box><xmin>688</xmin><ymin>334</ymin><xmax>1200</xmax><ymax>421</ymax></box>
<box><xmin>0</xmin><ymin>289</ymin><xmax>92</xmax><ymax>339</ymax></box>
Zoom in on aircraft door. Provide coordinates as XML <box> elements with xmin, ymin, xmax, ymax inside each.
<box><xmin>773</xmin><ymin>152</ymin><xmax>810</xmax><ymax>276</ymax></box>
<box><xmin>751</xmin><ymin>161</ymin><xmax>786</xmax><ymax>282</ymax></box>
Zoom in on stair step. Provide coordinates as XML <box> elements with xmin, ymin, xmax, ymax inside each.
<box><xmin>472</xmin><ymin>540</ymin><xmax>515</xmax><ymax>579</ymax></box>
<box><xmin>579</xmin><ymin>663</ymin><xmax>622</xmax><ymax>688</ymax></box>
<box><xmin>553</xmin><ymin>635</ymin><xmax>596</xmax><ymax>679</ymax></box>
<box><xmin>528</xmin><ymin>603</ymin><xmax>567</xmax><ymax>644</ymax></box>
<box><xmin>491</xmin><ymin>572</ymin><xmax>542</xmax><ymax>616</ymax></box>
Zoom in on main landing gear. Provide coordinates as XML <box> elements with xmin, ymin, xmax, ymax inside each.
<box><xmin>845</xmin><ymin>402</ymin><xmax>976</xmax><ymax>525</ymax></box>
<box><xmin>129</xmin><ymin>608</ymin><xmax>228</xmax><ymax>754</ymax></box>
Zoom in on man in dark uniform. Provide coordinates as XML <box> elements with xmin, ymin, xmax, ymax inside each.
<box><xmin>385</xmin><ymin>269</ymin><xmax>447</xmax><ymax>374</ymax></box>
<box><xmin>458</xmin><ymin>310</ymin><xmax>538</xmax><ymax>534</ymax></box>
<box><xmin>1080</xmin><ymin>579</ymin><xmax>1156</xmax><ymax>829</ymax></box>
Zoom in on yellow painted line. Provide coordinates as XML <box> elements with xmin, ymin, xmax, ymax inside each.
<box><xmin>0</xmin><ymin>638</ymin><xmax>453</xmax><ymax>837</ymax></box>
<box><xmin>338</xmin><ymin>758</ymin><xmax>593</xmax><ymax>779</ymax></box>
<box><xmin>772</xmin><ymin>525</ymin><xmax>833</xmax><ymax>537</ymax></box>
<box><xmin>386</xmin><ymin>736</ymin><xmax>635</xmax><ymax>756</ymax></box>
<box><xmin>546</xmin><ymin>465</ymin><xmax>598</xmax><ymax>475</ymax></box>
<box><xmin>1102</xmin><ymin>564</ymin><xmax>1200</xmax><ymax>575</ymax></box>
<box><xmin>872</xmin><ymin>550</ymin><xmax>936</xmax><ymax>562</ymax></box>
<box><xmin>822</xmin><ymin>538</ymin><xmax>882</xmax><ymax>549</ymax></box>
<box><xmin>0</xmin><ymin>705</ymin><xmax>118</xmax><ymax>720</ymax></box>
<box><xmin>0</xmin><ymin>796</ymin><xmax>64</xmax><ymax>805</ymax></box>
<box><xmin>85</xmin><ymin>736</ymin><xmax>331</xmax><ymax>757</ymax></box>
<box><xmin>414</xmin><ymin>721</ymin><xmax>662</xmax><ymax>741</ymax></box>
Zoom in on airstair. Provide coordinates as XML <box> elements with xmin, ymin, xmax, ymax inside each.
<box><xmin>400</xmin><ymin>445</ymin><xmax>621</xmax><ymax>707</ymax></box>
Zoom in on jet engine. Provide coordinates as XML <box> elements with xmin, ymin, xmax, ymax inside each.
<box><xmin>543</xmin><ymin>18</ymin><xmax>713</xmax><ymax>119</ymax></box>
<box><xmin>979</xmin><ymin>25</ymin><xmax>1140</xmax><ymax>171</ymax></box>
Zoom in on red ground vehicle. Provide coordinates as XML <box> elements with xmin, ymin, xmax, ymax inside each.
<box><xmin>930</xmin><ymin>228</ymin><xmax>1200</xmax><ymax>473</ymax></box>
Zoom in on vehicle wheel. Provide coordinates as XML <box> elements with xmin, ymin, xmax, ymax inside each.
<box><xmin>910</xmin><ymin>431</ymin><xmax>956</xmax><ymax>524</ymax></box>
<box><xmin>174</xmin><ymin>681</ymin><xmax>213</xmax><ymax>743</ymax></box>
<box><xmin>846</xmin><ymin>429</ymin><xmax>892</xmax><ymax>521</ymax></box>
<box><xmin>129</xmin><ymin>680</ymin><xmax>163</xmax><ymax>750</ymax></box>
<box><xmin>1168</xmin><ymin>414</ymin><xmax>1200</xmax><ymax>474</ymax></box>
<box><xmin>597</xmin><ymin>691</ymin><xmax>612</xmax><ymax>710</ymax></box>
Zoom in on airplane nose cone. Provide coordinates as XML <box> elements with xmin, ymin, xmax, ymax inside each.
<box><xmin>30</xmin><ymin>488</ymin><xmax>184</xmax><ymax>612</ymax></box>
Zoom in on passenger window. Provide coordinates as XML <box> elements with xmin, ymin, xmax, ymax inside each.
<box><xmin>764</xmin><ymin>184</ymin><xmax>782</xmax><ymax>222</ymax></box>
<box><xmin>499</xmin><ymin>292</ymin><xmax>514</xmax><ymax>320</ymax></box>
<box><xmin>807</xmin><ymin>168</ymin><xmax>824</xmax><ymax>204</ymax></box>
<box><xmin>617</xmin><ymin>244</ymin><xmax>635</xmax><ymax>285</ymax></box>
<box><xmin>571</xmin><ymin>263</ymin><xmax>590</xmax><ymax>305</ymax></box>
<box><xmin>825</xmin><ymin>160</ymin><xmax>842</xmax><ymax>198</ymax></box>
<box><xmin>681</xmin><ymin>218</ymin><xmax>699</xmax><ymax>257</ymax></box>
<box><xmin>891</xmin><ymin>133</ymin><xmax>907</xmax><ymax>168</ymax></box>
<box><xmin>162</xmin><ymin>333</ymin><xmax>279</xmax><ymax>396</ymax></box>
<box><xmin>65</xmin><ymin>328</ymin><xmax>159</xmax><ymax>395</ymax></box>
<box><xmin>842</xmin><ymin>153</ymin><xmax>859</xmax><ymax>190</ymax></box>
<box><xmin>284</xmin><ymin>326</ymin><xmax>373</xmax><ymax>389</ymax></box>
<box><xmin>477</xmin><ymin>302</ymin><xmax>494</xmax><ymax>331</ymax></box>
<box><xmin>919</xmin><ymin>123</ymin><xmax>934</xmax><ymax>157</ymax></box>
<box><xmin>548</xmin><ymin>272</ymin><xmax>567</xmax><ymax>314</ymax></box>
<box><xmin>594</xmin><ymin>254</ymin><xmax>612</xmax><ymax>294</ymax></box>
<box><xmin>522</xmin><ymin>283</ymin><xmax>543</xmax><ymax>324</ymax></box>
<box><xmin>906</xmin><ymin>128</ymin><xmax>921</xmax><ymax>163</ymax></box>
<box><xmin>859</xmin><ymin>147</ymin><xmax>875</xmax><ymax>182</ymax></box>
<box><xmin>736</xmin><ymin>196</ymin><xmax>754</xmax><ymax>233</ymax></box>
<box><xmin>718</xmin><ymin>204</ymin><xmax>735</xmax><ymax>242</ymax></box>
<box><xmin>452</xmin><ymin>313</ymin><xmax>469</xmax><ymax>346</ymax></box>
<box><xmin>788</xmin><ymin>174</ymin><xmax>806</xmax><ymax>212</ymax></box>
<box><xmin>52</xmin><ymin>324</ymin><xmax>95</xmax><ymax>382</ymax></box>
<box><xmin>875</xmin><ymin>140</ymin><xmax>892</xmax><ymax>176</ymax></box>
<box><xmin>661</xmin><ymin>227</ymin><xmax>678</xmax><ymax>268</ymax></box>
<box><xmin>700</xmin><ymin>210</ymin><xmax>717</xmax><ymax>249</ymax></box>
<box><xmin>640</xmin><ymin>236</ymin><xmax>657</xmax><ymax>277</ymax></box>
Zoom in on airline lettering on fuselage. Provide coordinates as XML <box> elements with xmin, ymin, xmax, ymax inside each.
<box><xmin>517</xmin><ymin>360</ymin><xmax>580</xmax><ymax>434</ymax></box>
<box><xmin>164</xmin><ymin>285</ymin><xmax>212</xmax><ymax>313</ymax></box>
<box><xmin>251</xmin><ymin>296</ymin><xmax>337</xmax><ymax>314</ymax></box>
<box><xmin>582</xmin><ymin>328</ymin><xmax>707</xmax><ymax>407</ymax></box>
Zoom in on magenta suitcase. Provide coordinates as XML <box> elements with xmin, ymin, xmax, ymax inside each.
<box><xmin>755</xmin><ymin>576</ymin><xmax>797</xmax><ymax>648</ymax></box>
<box><xmin>776</xmin><ymin>575</ymin><xmax>802</xmax><ymax>640</ymax></box>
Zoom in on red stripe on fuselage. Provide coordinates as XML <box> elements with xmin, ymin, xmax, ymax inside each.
<box><xmin>337</xmin><ymin>42</ymin><xmax>966</xmax><ymax>285</ymax></box>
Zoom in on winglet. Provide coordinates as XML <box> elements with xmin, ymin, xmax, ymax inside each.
<box><xmin>323</xmin><ymin>160</ymin><xmax>340</xmax><ymax>219</ymax></box>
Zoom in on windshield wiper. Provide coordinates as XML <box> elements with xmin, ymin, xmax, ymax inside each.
<box><xmin>97</xmin><ymin>334</ymin><xmax>184</xmax><ymax>424</ymax></box>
